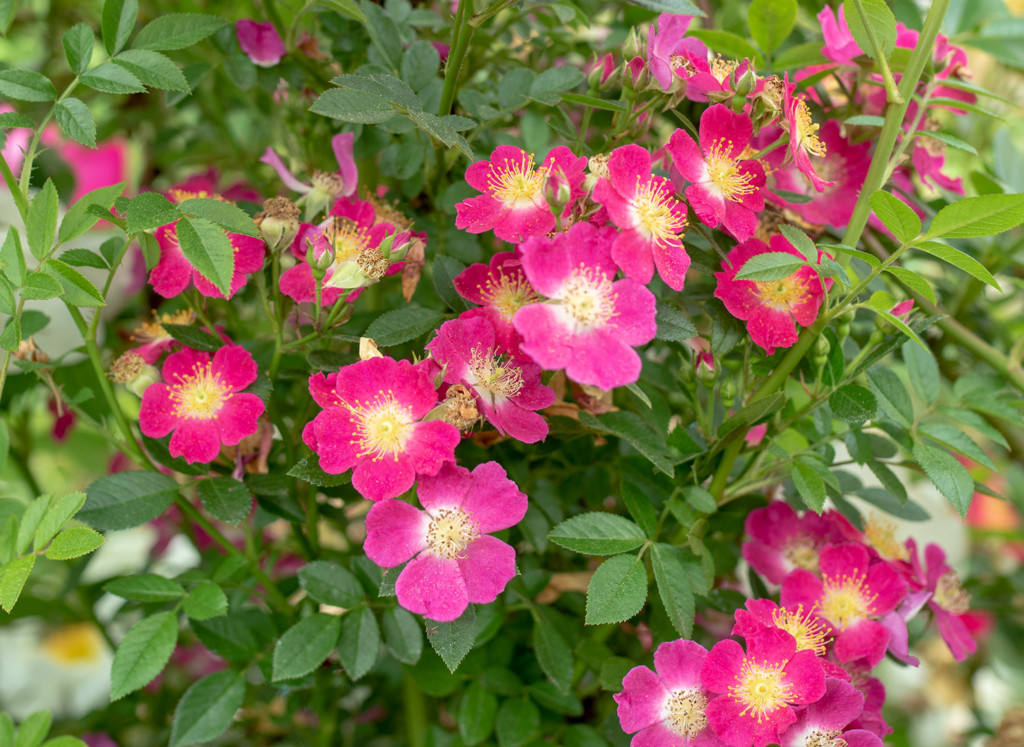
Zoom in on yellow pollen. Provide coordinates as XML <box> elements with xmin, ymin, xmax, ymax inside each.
<box><xmin>42</xmin><ymin>623</ymin><xmax>105</xmax><ymax>665</ymax></box>
<box><xmin>706</xmin><ymin>138</ymin><xmax>757</xmax><ymax>200</ymax></box>
<box><xmin>348</xmin><ymin>392</ymin><xmax>413</xmax><ymax>462</ymax></box>
<box><xmin>818</xmin><ymin>572</ymin><xmax>877</xmax><ymax>630</ymax></box>
<box><xmin>729</xmin><ymin>659</ymin><xmax>792</xmax><ymax>722</ymax></box>
<box><xmin>710</xmin><ymin>55</ymin><xmax>737</xmax><ymax>83</ymax></box>
<box><xmin>634</xmin><ymin>177</ymin><xmax>687</xmax><ymax>244</ymax></box>
<box><xmin>794</xmin><ymin>99</ymin><xmax>827</xmax><ymax>158</ymax></box>
<box><xmin>487</xmin><ymin>154</ymin><xmax>548</xmax><ymax>206</ymax></box>
<box><xmin>864</xmin><ymin>515</ymin><xmax>909</xmax><ymax>561</ymax></box>
<box><xmin>663</xmin><ymin>687</ymin><xmax>708</xmax><ymax>738</ymax></box>
<box><xmin>561</xmin><ymin>265</ymin><xmax>616</xmax><ymax>328</ymax></box>
<box><xmin>783</xmin><ymin>535</ymin><xmax>820</xmax><ymax>572</ymax></box>
<box><xmin>934</xmin><ymin>570</ymin><xmax>971</xmax><ymax>614</ymax></box>
<box><xmin>132</xmin><ymin>309</ymin><xmax>196</xmax><ymax>344</ymax></box>
<box><xmin>325</xmin><ymin>217</ymin><xmax>371</xmax><ymax>262</ymax></box>
<box><xmin>468</xmin><ymin>347</ymin><xmax>524</xmax><ymax>399</ymax></box>
<box><xmin>772</xmin><ymin>605</ymin><xmax>831</xmax><ymax>656</ymax></box>
<box><xmin>480</xmin><ymin>272</ymin><xmax>540</xmax><ymax>321</ymax></box>
<box><xmin>426</xmin><ymin>507</ymin><xmax>479</xmax><ymax>559</ymax></box>
<box><xmin>168</xmin><ymin>188</ymin><xmax>224</xmax><ymax>204</ymax></box>
<box><xmin>169</xmin><ymin>362</ymin><xmax>232</xmax><ymax>420</ymax></box>
<box><xmin>754</xmin><ymin>275</ymin><xmax>809</xmax><ymax>311</ymax></box>
<box><xmin>805</xmin><ymin>729</ymin><xmax>848</xmax><ymax>747</ymax></box>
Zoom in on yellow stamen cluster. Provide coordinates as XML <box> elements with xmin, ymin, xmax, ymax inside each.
<box><xmin>934</xmin><ymin>570</ymin><xmax>971</xmax><ymax>614</ymax></box>
<box><xmin>468</xmin><ymin>347</ymin><xmax>524</xmax><ymax>399</ymax></box>
<box><xmin>706</xmin><ymin>139</ymin><xmax>757</xmax><ymax>200</ymax></box>
<box><xmin>805</xmin><ymin>730</ymin><xmax>848</xmax><ymax>747</ymax></box>
<box><xmin>326</xmin><ymin>217</ymin><xmax>372</xmax><ymax>262</ymax></box>
<box><xmin>348</xmin><ymin>392</ymin><xmax>414</xmax><ymax>462</ymax></box>
<box><xmin>168</xmin><ymin>188</ymin><xmax>224</xmax><ymax>204</ymax></box>
<box><xmin>561</xmin><ymin>265</ymin><xmax>616</xmax><ymax>328</ymax></box>
<box><xmin>710</xmin><ymin>55</ymin><xmax>737</xmax><ymax>84</ymax></box>
<box><xmin>819</xmin><ymin>572</ymin><xmax>877</xmax><ymax>630</ymax></box>
<box><xmin>794</xmin><ymin>99</ymin><xmax>827</xmax><ymax>158</ymax></box>
<box><xmin>488</xmin><ymin>154</ymin><xmax>548</xmax><ymax>206</ymax></box>
<box><xmin>772</xmin><ymin>605</ymin><xmax>831</xmax><ymax>656</ymax></box>
<box><xmin>426</xmin><ymin>507</ymin><xmax>479</xmax><ymax>559</ymax></box>
<box><xmin>864</xmin><ymin>515</ymin><xmax>909</xmax><ymax>561</ymax></box>
<box><xmin>729</xmin><ymin>659</ymin><xmax>792</xmax><ymax>722</ymax></box>
<box><xmin>634</xmin><ymin>177</ymin><xmax>687</xmax><ymax>244</ymax></box>
<box><xmin>754</xmin><ymin>276</ymin><xmax>809</xmax><ymax>312</ymax></box>
<box><xmin>663</xmin><ymin>688</ymin><xmax>708</xmax><ymax>738</ymax></box>
<box><xmin>480</xmin><ymin>272</ymin><xmax>540</xmax><ymax>321</ymax></box>
<box><xmin>169</xmin><ymin>362</ymin><xmax>231</xmax><ymax>420</ymax></box>
<box><xmin>783</xmin><ymin>535</ymin><xmax>820</xmax><ymax>572</ymax></box>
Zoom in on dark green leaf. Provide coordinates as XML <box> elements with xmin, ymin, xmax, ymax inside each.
<box><xmin>687</xmin><ymin>30</ymin><xmax>761</xmax><ymax>64</ymax></box>
<box><xmin>360</xmin><ymin>1</ymin><xmax>402</xmax><ymax>70</ymax></box>
<box><xmin>0</xmin><ymin>112</ymin><xmax>34</xmax><ymax>129</ymax></box>
<box><xmin>432</xmin><ymin>255</ymin><xmax>467</xmax><ymax>311</ymax></box>
<box><xmin>734</xmin><ymin>251</ymin><xmax>806</xmax><ymax>282</ymax></box>
<box><xmin>748</xmin><ymin>0</ymin><xmax>797</xmax><ymax>55</ymax></box>
<box><xmin>102</xmin><ymin>0</ymin><xmax>137</xmax><ymax>55</ymax></box>
<box><xmin>627</xmin><ymin>0</ymin><xmax>704</xmax><ymax>16</ymax></box>
<box><xmin>528</xmin><ymin>66</ymin><xmax>584</xmax><ymax>105</ymax></box>
<box><xmin>287</xmin><ymin>455</ymin><xmax>352</xmax><ymax>488</ymax></box>
<box><xmin>778</xmin><ymin>224</ymin><xmax>817</xmax><ymax>262</ymax></box>
<box><xmin>310</xmin><ymin>88</ymin><xmax>395</xmax><ymax>124</ymax></box>
<box><xmin>26</xmin><ymin>179</ymin><xmax>58</xmax><ymax>260</ymax></box>
<box><xmin>919</xmin><ymin>423</ymin><xmax>995</xmax><ymax>469</ymax></box>
<box><xmin>125</xmin><ymin>191</ymin><xmax>180</xmax><ymax>234</ymax></box>
<box><xmin>58</xmin><ymin>249</ymin><xmax>107</xmax><ymax>270</ymax></box>
<box><xmin>299</xmin><ymin>561</ymin><xmax>364</xmax><ymax>607</ymax></box>
<box><xmin>177</xmin><ymin>198</ymin><xmax>258</xmax><ymax>237</ymax></box>
<box><xmin>655</xmin><ymin>302</ymin><xmax>697</xmax><ymax>342</ymax></box>
<box><xmin>458</xmin><ymin>681</ymin><xmax>498</xmax><ymax>746</ymax></box>
<box><xmin>829</xmin><ymin>384</ymin><xmax>878</xmax><ymax>425</ymax></box>
<box><xmin>426</xmin><ymin>604</ymin><xmax>476</xmax><ymax>672</ymax></box>
<box><xmin>114</xmin><ymin>49</ymin><xmax>189</xmax><ymax>92</ymax></box>
<box><xmin>585</xmin><ymin>554</ymin><xmax>647</xmax><ymax>625</ymax></box>
<box><xmin>867</xmin><ymin>367</ymin><xmax>914</xmax><ymax>426</ymax></box>
<box><xmin>792</xmin><ymin>462</ymin><xmax>826</xmax><ymax>512</ymax></box>
<box><xmin>717</xmin><ymin>392</ymin><xmax>786</xmax><ymax>438</ymax></box>
<box><xmin>63</xmin><ymin>23</ymin><xmax>95</xmax><ymax>75</ymax></box>
<box><xmin>197</xmin><ymin>478</ymin><xmax>252</xmax><ymax>525</ymax></box>
<box><xmin>548</xmin><ymin>512</ymin><xmax>645</xmax><ymax>556</ymax></box>
<box><xmin>271</xmin><ymin>613</ymin><xmax>342</xmax><ymax>682</ymax></box>
<box><xmin>382</xmin><ymin>606</ymin><xmax>422</xmax><ymax>664</ymax></box>
<box><xmin>319</xmin><ymin>0</ymin><xmax>366</xmax><ymax>22</ymax></box>
<box><xmin>578</xmin><ymin>411</ymin><xmax>674</xmax><ymax>478</ymax></box>
<box><xmin>133</xmin><ymin>13</ymin><xmax>228</xmax><ymax>51</ymax></box>
<box><xmin>650</xmin><ymin>543</ymin><xmax>695</xmax><ymax>637</ymax></box>
<box><xmin>363</xmin><ymin>306</ymin><xmax>445</xmax><ymax>346</ymax></box>
<box><xmin>104</xmin><ymin>573</ymin><xmax>185</xmax><ymax>602</ymax></box>
<box><xmin>176</xmin><ymin>217</ymin><xmax>235</xmax><ymax>297</ymax></box>
<box><xmin>902</xmin><ymin>340</ymin><xmax>939</xmax><ymax>404</ymax></box>
<box><xmin>80</xmin><ymin>471</ymin><xmax>179</xmax><ymax>531</ymax></box>
<box><xmin>913</xmin><ymin>443</ymin><xmax>973</xmax><ymax>517</ymax></box>
<box><xmin>160</xmin><ymin>323</ymin><xmax>220</xmax><ymax>352</ymax></box>
<box><xmin>81</xmin><ymin>62</ymin><xmax>145</xmax><ymax>94</ymax></box>
<box><xmin>401</xmin><ymin>40</ymin><xmax>440</xmax><ymax>93</ymax></box>
<box><xmin>338</xmin><ymin>606</ymin><xmax>379</xmax><ymax>681</ymax></box>
<box><xmin>110</xmin><ymin>611</ymin><xmax>178</xmax><ymax>699</ymax></box>
<box><xmin>495</xmin><ymin>698</ymin><xmax>540</xmax><ymax>747</ymax></box>
<box><xmin>0</xmin><ymin>69</ymin><xmax>56</xmax><ymax>102</ymax></box>
<box><xmin>169</xmin><ymin>670</ymin><xmax>246</xmax><ymax>747</ymax></box>
<box><xmin>532</xmin><ymin>619</ymin><xmax>572</xmax><ymax>693</ymax></box>
<box><xmin>192</xmin><ymin>609</ymin><xmax>276</xmax><ymax>661</ymax></box>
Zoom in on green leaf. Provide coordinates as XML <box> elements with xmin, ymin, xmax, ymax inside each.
<box><xmin>532</xmin><ymin>618</ymin><xmax>573</xmax><ymax>693</ymax></box>
<box><xmin>363</xmin><ymin>306</ymin><xmax>445</xmax><ymax>346</ymax></box>
<box><xmin>829</xmin><ymin>384</ymin><xmax>877</xmax><ymax>425</ymax></box>
<box><xmin>169</xmin><ymin>670</ymin><xmax>246</xmax><ymax>747</ymax></box>
<box><xmin>528</xmin><ymin>66</ymin><xmax>584</xmax><ymax>105</ymax></box>
<box><xmin>271</xmin><ymin>613</ymin><xmax>342</xmax><ymax>682</ymax></box>
<box><xmin>0</xmin><ymin>112</ymin><xmax>33</xmax><ymax>129</ymax></box>
<box><xmin>778</xmin><ymin>224</ymin><xmax>817</xmax><ymax>262</ymax></box>
<box><xmin>426</xmin><ymin>604</ymin><xmax>476</xmax><ymax>672</ymax></box>
<box><xmin>717</xmin><ymin>392</ymin><xmax>786</xmax><ymax>438</ymax></box>
<box><xmin>104</xmin><ymin>573</ymin><xmax>185</xmax><ymax>602</ymax></box>
<box><xmin>63</xmin><ymin>23</ymin><xmax>96</xmax><ymax>76</ymax></box>
<box><xmin>125</xmin><ymin>191</ymin><xmax>180</xmax><ymax>234</ymax></box>
<box><xmin>360</xmin><ymin>1</ymin><xmax>402</xmax><ymax>69</ymax></box>
<box><xmin>687</xmin><ymin>30</ymin><xmax>761</xmax><ymax>64</ymax></box>
<box><xmin>81</xmin><ymin>62</ymin><xmax>146</xmax><ymax>94</ymax></box>
<box><xmin>748</xmin><ymin>0</ymin><xmax>797</xmax><ymax>55</ymax></box>
<box><xmin>133</xmin><ymin>13</ymin><xmax>227</xmax><ymax>51</ymax></box>
<box><xmin>495</xmin><ymin>698</ymin><xmax>540</xmax><ymax>747</ymax></box>
<box><xmin>0</xmin><ymin>69</ymin><xmax>56</xmax><ymax>102</ymax></box>
<box><xmin>883</xmin><ymin>266</ymin><xmax>936</xmax><ymax>305</ymax></box>
<box><xmin>0</xmin><ymin>318</ymin><xmax>21</xmax><ymax>353</ymax></box>
<box><xmin>925</xmin><ymin>194</ymin><xmax>1024</xmax><ymax>240</ymax></box>
<box><xmin>19</xmin><ymin>272</ymin><xmax>64</xmax><ymax>301</ymax></box>
<box><xmin>160</xmin><ymin>323</ymin><xmax>220</xmax><ymax>352</ymax></box>
<box><xmin>287</xmin><ymin>455</ymin><xmax>352</xmax><ymax>488</ymax></box>
<box><xmin>41</xmin><ymin>259</ymin><xmax>105</xmax><ymax>307</ymax></box>
<box><xmin>192</xmin><ymin>609</ymin><xmax>276</xmax><ymax>661</ymax></box>
<box><xmin>102</xmin><ymin>0</ymin><xmax>137</xmax><ymax>56</ymax></box>
<box><xmin>844</xmin><ymin>114</ymin><xmax>887</xmax><ymax>127</ymax></box>
<box><xmin>176</xmin><ymin>217</ymin><xmax>235</xmax><ymax>297</ymax></box>
<box><xmin>559</xmin><ymin>92</ymin><xmax>628</xmax><ymax>112</ymax></box>
<box><xmin>0</xmin><ymin>555</ymin><xmax>35</xmax><ymax>612</ymax></box>
<box><xmin>734</xmin><ymin>251</ymin><xmax>806</xmax><ymax>282</ymax></box>
<box><xmin>655</xmin><ymin>302</ymin><xmax>697</xmax><ymax>342</ymax></box>
<box><xmin>871</xmin><ymin>306</ymin><xmax>928</xmax><ymax>349</ymax></box>
<box><xmin>80</xmin><ymin>471</ymin><xmax>180</xmax><ymax>531</ymax></box>
<box><xmin>915</xmin><ymin>129</ymin><xmax>977</xmax><ymax>155</ymax></box>
<box><xmin>585</xmin><ymin>553</ymin><xmax>647</xmax><ymax>625</ymax></box>
<box><xmin>110</xmin><ymin>611</ymin><xmax>179</xmax><ymax>700</ymax></box>
<box><xmin>59</xmin><ymin>183</ymin><xmax>125</xmax><ymax>243</ymax></box>
<box><xmin>299</xmin><ymin>561</ymin><xmax>364</xmax><ymax>607</ymax></box>
<box><xmin>911</xmin><ymin>240</ymin><xmax>1000</xmax><ymax>290</ymax></box>
<box><xmin>113</xmin><ymin>49</ymin><xmax>189</xmax><ymax>92</ymax></box>
<box><xmin>913</xmin><ymin>443</ymin><xmax>973</xmax><ymax>517</ymax></box>
<box><xmin>432</xmin><ymin>255</ymin><xmax>467</xmax><ymax>311</ymax></box>
<box><xmin>867</xmin><ymin>367</ymin><xmax>914</xmax><ymax>426</ymax></box>
<box><xmin>650</xmin><ymin>543</ymin><xmax>695</xmax><ymax>637</ymax></box>
<box><xmin>405</xmin><ymin>110</ymin><xmax>473</xmax><ymax>159</ymax></box>
<box><xmin>338</xmin><ymin>606</ymin><xmax>379</xmax><ymax>681</ymax></box>
<box><xmin>54</xmin><ymin>98</ymin><xmax>97</xmax><ymax>148</ymax></box>
<box><xmin>870</xmin><ymin>191</ymin><xmax>921</xmax><ymax>243</ymax></box>
<box><xmin>865</xmin><ymin>459</ymin><xmax>908</xmax><ymax>504</ymax></box>
<box><xmin>0</xmin><ymin>0</ymin><xmax>13</xmax><ymax>35</ymax></box>
<box><xmin>902</xmin><ymin>340</ymin><xmax>939</xmax><ymax>404</ymax></box>
<box><xmin>178</xmin><ymin>198</ymin><xmax>258</xmax><ymax>237</ymax></box>
<box><xmin>458</xmin><ymin>681</ymin><xmax>498</xmax><ymax>746</ymax></box>
<box><xmin>382</xmin><ymin>606</ymin><xmax>422</xmax><ymax>664</ymax></box>
<box><xmin>627</xmin><ymin>0</ymin><xmax>704</xmax><ymax>16</ymax></box>
<box><xmin>13</xmin><ymin>711</ymin><xmax>50</xmax><ymax>747</ymax></box>
<box><xmin>578</xmin><ymin>411</ymin><xmax>674</xmax><ymax>478</ymax></box>
<box><xmin>41</xmin><ymin>737</ymin><xmax>88</xmax><ymax>747</ymax></box>
<box><xmin>26</xmin><ymin>179</ymin><xmax>58</xmax><ymax>261</ymax></box>
<box><xmin>310</xmin><ymin>87</ymin><xmax>395</xmax><ymax>124</ymax></box>
<box><xmin>682</xmin><ymin>486</ymin><xmax>717</xmax><ymax>514</ymax></box>
<box><xmin>792</xmin><ymin>462</ymin><xmax>826</xmax><ymax>512</ymax></box>
<box><xmin>401</xmin><ymin>40</ymin><xmax>440</xmax><ymax>93</ymax></box>
<box><xmin>197</xmin><ymin>478</ymin><xmax>252</xmax><ymax>525</ymax></box>
<box><xmin>45</xmin><ymin>527</ymin><xmax>104</xmax><ymax>560</ymax></box>
<box><xmin>182</xmin><ymin>580</ymin><xmax>228</xmax><ymax>621</ymax></box>
<box><xmin>16</xmin><ymin>495</ymin><xmax>51</xmax><ymax>556</ymax></box>
<box><xmin>844</xmin><ymin>0</ymin><xmax>897</xmax><ymax>60</ymax></box>
<box><xmin>319</xmin><ymin>0</ymin><xmax>366</xmax><ymax>22</ymax></box>
<box><xmin>548</xmin><ymin>512</ymin><xmax>646</xmax><ymax>556</ymax></box>
<box><xmin>919</xmin><ymin>423</ymin><xmax>995</xmax><ymax>470</ymax></box>
<box><xmin>0</xmin><ymin>230</ymin><xmax>25</xmax><ymax>287</ymax></box>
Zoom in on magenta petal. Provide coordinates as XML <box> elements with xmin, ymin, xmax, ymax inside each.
<box><xmin>458</xmin><ymin>535</ymin><xmax>516</xmax><ymax>604</ymax></box>
<box><xmin>843</xmin><ymin>731</ymin><xmax>884</xmax><ymax>747</ymax></box>
<box><xmin>461</xmin><ymin>461</ymin><xmax>528</xmax><ymax>532</ymax></box>
<box><xmin>631</xmin><ymin>723</ymin><xmax>688</xmax><ymax>747</ymax></box>
<box><xmin>563</xmin><ymin>330</ymin><xmax>641</xmax><ymax>391</ymax></box>
<box><xmin>707</xmin><ymin>694</ymin><xmax>790</xmax><ymax>747</ymax></box>
<box><xmin>331</xmin><ymin>132</ymin><xmax>358</xmax><ymax>196</ymax></box>
<box><xmin>352</xmin><ymin>453</ymin><xmax>417</xmax><ymax>502</ymax></box>
<box><xmin>654</xmin><ymin>639</ymin><xmax>706</xmax><ymax>691</ymax></box>
<box><xmin>514</xmin><ymin>304</ymin><xmax>574</xmax><ymax>371</ymax></box>
<box><xmin>834</xmin><ymin>619</ymin><xmax>890</xmax><ymax>666</ymax></box>
<box><xmin>406</xmin><ymin>421</ymin><xmax>460</xmax><ymax>476</ymax></box>
<box><xmin>667</xmin><ymin>128</ymin><xmax>705</xmax><ymax>183</ymax></box>
<box><xmin>518</xmin><ymin>234</ymin><xmax>573</xmax><ymax>297</ymax></box>
<box><xmin>743</xmin><ymin>540</ymin><xmax>791</xmax><ymax>585</ymax></box>
<box><xmin>610</xmin><ymin>278</ymin><xmax>658</xmax><ymax>345</ymax></box>
<box><xmin>614</xmin><ymin>666</ymin><xmax>671</xmax><ymax>733</ymax></box>
<box><xmin>701</xmin><ymin>639</ymin><xmax>745</xmax><ymax>694</ymax></box>
<box><xmin>364</xmin><ymin>500</ymin><xmax>430</xmax><ymax>567</ymax></box>
<box><xmin>485</xmin><ymin>399</ymin><xmax>549</xmax><ymax>443</ymax></box>
<box><xmin>260</xmin><ymin>147</ymin><xmax>311</xmax><ymax>194</ymax></box>
<box><xmin>700</xmin><ymin>104</ymin><xmax>752</xmax><ymax>159</ymax></box>
<box><xmin>308</xmin><ymin>372</ymin><xmax>340</xmax><ymax>409</ymax></box>
<box><xmin>215</xmin><ymin>393</ymin><xmax>264</xmax><ymax>446</ymax></box>
<box><xmin>168</xmin><ymin>418</ymin><xmax>221</xmax><ymax>464</ymax></box>
<box><xmin>780</xmin><ymin>568</ymin><xmax>824</xmax><ymax>611</ymax></box>
<box><xmin>721</xmin><ymin>201</ymin><xmax>758</xmax><ymax>242</ymax></box>
<box><xmin>611</xmin><ymin>229</ymin><xmax>656</xmax><ymax>285</ymax></box>
<box><xmin>279</xmin><ymin>262</ymin><xmax>318</xmax><ymax>303</ymax></box>
<box><xmin>865</xmin><ymin>562</ymin><xmax>908</xmax><ymax>616</ymax></box>
<box><xmin>935</xmin><ymin>609</ymin><xmax>977</xmax><ymax>661</ymax></box>
<box><xmin>212</xmin><ymin>345</ymin><xmax>258</xmax><ymax>390</ymax></box>
<box><xmin>781</xmin><ymin>649</ymin><xmax>825</xmax><ymax>705</ymax></box>
<box><xmin>311</xmin><ymin>409</ymin><xmax>360</xmax><ymax>474</ymax></box>
<box><xmin>652</xmin><ymin>237</ymin><xmax>690</xmax><ymax>292</ymax></box>
<box><xmin>162</xmin><ymin>348</ymin><xmax>210</xmax><ymax>386</ymax></box>
<box><xmin>417</xmin><ymin>462</ymin><xmax>472</xmax><ymax>513</ymax></box>
<box><xmin>236</xmin><ymin>20</ymin><xmax>285</xmax><ymax>67</ymax></box>
<box><xmin>395</xmin><ymin>554</ymin><xmax>468</xmax><ymax>622</ymax></box>
<box><xmin>455</xmin><ymin>193</ymin><xmax>508</xmax><ymax>234</ymax></box>
<box><xmin>138</xmin><ymin>383</ymin><xmax>177</xmax><ymax>439</ymax></box>
<box><xmin>820</xmin><ymin>543</ymin><xmax>870</xmax><ymax>579</ymax></box>
<box><xmin>149</xmin><ymin>226</ymin><xmax>194</xmax><ymax>298</ymax></box>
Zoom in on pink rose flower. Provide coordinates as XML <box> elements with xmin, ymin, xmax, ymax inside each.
<box><xmin>592</xmin><ymin>144</ymin><xmax>690</xmax><ymax>290</ymax></box>
<box><xmin>614</xmin><ymin>639</ymin><xmax>726</xmax><ymax>746</ymax></box>
<box><xmin>742</xmin><ymin>502</ymin><xmax>848</xmax><ymax>585</ymax></box>
<box><xmin>732</xmin><ymin>598</ymin><xmax>848</xmax><ymax>680</ymax></box>
<box><xmin>713</xmin><ymin>236</ymin><xmax>832</xmax><ymax>356</ymax></box>
<box><xmin>646</xmin><ymin>14</ymin><xmax>706</xmax><ymax>94</ymax></box>
<box><xmin>364</xmin><ymin>461</ymin><xmax>527</xmax><ymax>621</ymax></box>
<box><xmin>426</xmin><ymin>315</ymin><xmax>555</xmax><ymax>443</ymax></box>
<box><xmin>666</xmin><ymin>104</ymin><xmax>765</xmax><ymax>242</ymax></box>
<box><xmin>455</xmin><ymin>145</ymin><xmax>587</xmax><ymax>243</ymax></box>
<box><xmin>453</xmin><ymin>250</ymin><xmax>540</xmax><ymax>357</ymax></box>
<box><xmin>302</xmin><ymin>357</ymin><xmax>460</xmax><ymax>502</ymax></box>
<box><xmin>777</xmin><ymin>678</ymin><xmax>882</xmax><ymax>747</ymax></box>
<box><xmin>139</xmin><ymin>346</ymin><xmax>265</xmax><ymax>464</ymax></box>
<box><xmin>512</xmin><ymin>222</ymin><xmax>657</xmax><ymax>391</ymax></box>
<box><xmin>701</xmin><ymin>628</ymin><xmax>826</xmax><ymax>747</ymax></box>
<box><xmin>261</xmin><ymin>133</ymin><xmax>358</xmax><ymax>218</ymax></box>
<box><xmin>817</xmin><ymin>5</ymin><xmax>862</xmax><ymax>66</ymax></box>
<box><xmin>148</xmin><ymin>189</ymin><xmax>265</xmax><ymax>300</ymax></box>
<box><xmin>905</xmin><ymin>539</ymin><xmax>978</xmax><ymax>661</ymax></box>
<box><xmin>781</xmin><ymin>543</ymin><xmax>909</xmax><ymax>667</ymax></box>
<box><xmin>236</xmin><ymin>20</ymin><xmax>286</xmax><ymax>67</ymax></box>
<box><xmin>783</xmin><ymin>76</ymin><xmax>834</xmax><ymax>193</ymax></box>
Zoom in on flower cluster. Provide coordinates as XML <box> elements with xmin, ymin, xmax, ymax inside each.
<box><xmin>616</xmin><ymin>501</ymin><xmax>979</xmax><ymax>747</ymax></box>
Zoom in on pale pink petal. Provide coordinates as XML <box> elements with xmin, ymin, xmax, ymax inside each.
<box><xmin>654</xmin><ymin>639</ymin><xmax>706</xmax><ymax>691</ymax></box>
<box><xmin>417</xmin><ymin>462</ymin><xmax>473</xmax><ymax>514</ymax></box>
<box><xmin>331</xmin><ymin>132</ymin><xmax>358</xmax><ymax>196</ymax></box>
<box><xmin>395</xmin><ymin>554</ymin><xmax>468</xmax><ymax>622</ymax></box>
<box><xmin>364</xmin><ymin>500</ymin><xmax>430</xmax><ymax>567</ymax></box>
<box><xmin>260</xmin><ymin>147</ymin><xmax>312</xmax><ymax>194</ymax></box>
<box><xmin>461</xmin><ymin>461</ymin><xmax>528</xmax><ymax>532</ymax></box>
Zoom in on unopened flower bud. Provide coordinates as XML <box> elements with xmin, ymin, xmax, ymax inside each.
<box><xmin>734</xmin><ymin>67</ymin><xmax>757</xmax><ymax>96</ymax></box>
<box><xmin>622</xmin><ymin>28</ymin><xmax>642</xmax><ymax>60</ymax></box>
<box><xmin>260</xmin><ymin>196</ymin><xmax>301</xmax><ymax>253</ymax></box>
<box><xmin>696</xmin><ymin>352</ymin><xmax>716</xmax><ymax>386</ymax></box>
<box><xmin>720</xmin><ymin>377</ymin><xmax>737</xmax><ymax>401</ymax></box>
<box><xmin>304</xmin><ymin>170</ymin><xmax>345</xmax><ymax>221</ymax></box>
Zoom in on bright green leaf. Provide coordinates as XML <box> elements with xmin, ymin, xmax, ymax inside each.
<box><xmin>585</xmin><ymin>554</ymin><xmax>647</xmax><ymax>625</ymax></box>
<box><xmin>110</xmin><ymin>611</ymin><xmax>179</xmax><ymax>700</ymax></box>
<box><xmin>271</xmin><ymin>613</ymin><xmax>341</xmax><ymax>682</ymax></box>
<box><xmin>169</xmin><ymin>670</ymin><xmax>246</xmax><ymax>747</ymax></box>
<box><xmin>176</xmin><ymin>217</ymin><xmax>235</xmax><ymax>297</ymax></box>
<box><xmin>132</xmin><ymin>13</ymin><xmax>227</xmax><ymax>51</ymax></box>
<box><xmin>748</xmin><ymin>0</ymin><xmax>797</xmax><ymax>55</ymax></box>
<box><xmin>45</xmin><ymin>527</ymin><xmax>104</xmax><ymax>560</ymax></box>
<box><xmin>548</xmin><ymin>512</ymin><xmax>646</xmax><ymax>556</ymax></box>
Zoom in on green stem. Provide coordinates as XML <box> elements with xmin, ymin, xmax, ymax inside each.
<box><xmin>852</xmin><ymin>0</ymin><xmax>903</xmax><ymax>105</ymax></box>
<box><xmin>19</xmin><ymin>76</ymin><xmax>79</xmax><ymax>194</ymax></box>
<box><xmin>437</xmin><ymin>0</ymin><xmax>472</xmax><ymax>117</ymax></box>
<box><xmin>0</xmin><ymin>153</ymin><xmax>28</xmax><ymax>220</ymax></box>
<box><xmin>403</xmin><ymin>669</ymin><xmax>427</xmax><ymax>747</ymax></box>
<box><xmin>0</xmin><ymin>298</ymin><xmax>26</xmax><ymax>402</ymax></box>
